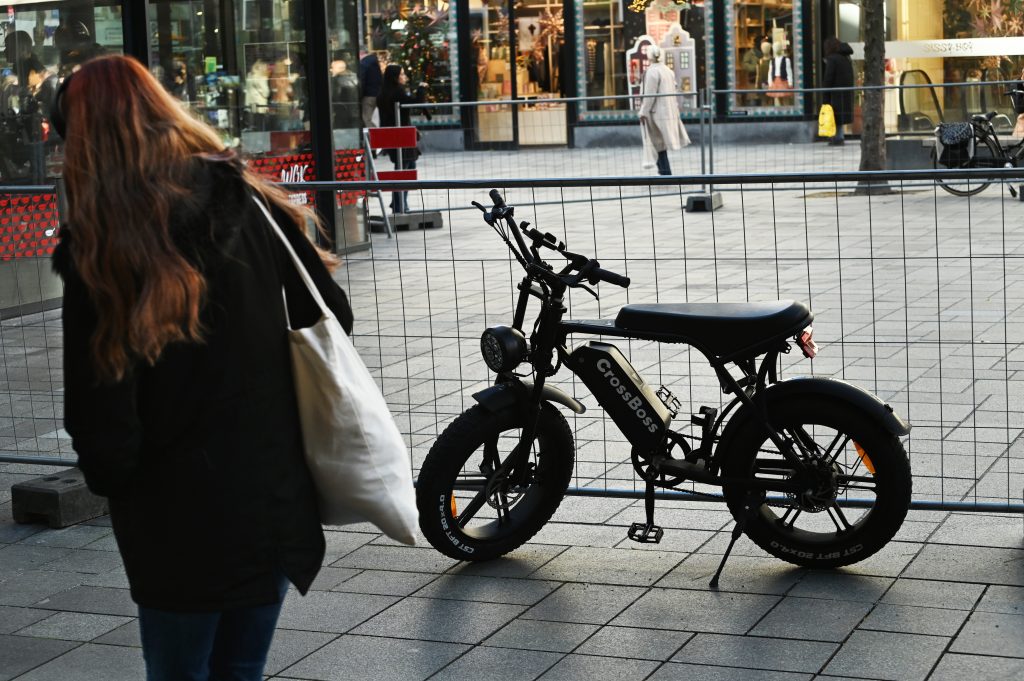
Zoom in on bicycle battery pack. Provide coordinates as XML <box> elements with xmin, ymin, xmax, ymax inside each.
<box><xmin>569</xmin><ymin>341</ymin><xmax>672</xmax><ymax>452</ymax></box>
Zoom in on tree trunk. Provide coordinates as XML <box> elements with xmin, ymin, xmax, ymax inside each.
<box><xmin>856</xmin><ymin>0</ymin><xmax>889</xmax><ymax>193</ymax></box>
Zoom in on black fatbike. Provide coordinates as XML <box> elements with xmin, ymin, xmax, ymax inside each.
<box><xmin>416</xmin><ymin>190</ymin><xmax>912</xmax><ymax>585</ymax></box>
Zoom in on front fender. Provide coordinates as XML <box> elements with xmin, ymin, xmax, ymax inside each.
<box><xmin>472</xmin><ymin>381</ymin><xmax>586</xmax><ymax>415</ymax></box>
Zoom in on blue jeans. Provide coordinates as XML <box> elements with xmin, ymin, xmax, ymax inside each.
<box><xmin>138</xmin><ymin>576</ymin><xmax>289</xmax><ymax>681</ymax></box>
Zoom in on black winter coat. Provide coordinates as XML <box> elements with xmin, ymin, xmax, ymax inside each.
<box><xmin>823</xmin><ymin>43</ymin><xmax>855</xmax><ymax>126</ymax></box>
<box><xmin>54</xmin><ymin>155</ymin><xmax>353</xmax><ymax>612</ymax></box>
<box><xmin>378</xmin><ymin>85</ymin><xmax>427</xmax><ymax>165</ymax></box>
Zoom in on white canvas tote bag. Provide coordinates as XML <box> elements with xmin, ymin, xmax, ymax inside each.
<box><xmin>254</xmin><ymin>197</ymin><xmax>417</xmax><ymax>545</ymax></box>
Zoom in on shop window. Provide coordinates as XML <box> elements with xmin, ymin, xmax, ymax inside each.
<box><xmin>361</xmin><ymin>0</ymin><xmax>455</xmax><ymax>125</ymax></box>
<box><xmin>576</xmin><ymin>0</ymin><xmax>709</xmax><ymax>121</ymax></box>
<box><xmin>726</xmin><ymin>0</ymin><xmax>802</xmax><ymax>115</ymax></box>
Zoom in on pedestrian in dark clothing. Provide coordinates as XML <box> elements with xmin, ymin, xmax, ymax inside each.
<box><xmin>358</xmin><ymin>52</ymin><xmax>382</xmax><ymax>128</ymax></box>
<box><xmin>52</xmin><ymin>55</ymin><xmax>352</xmax><ymax>681</ymax></box>
<box><xmin>378</xmin><ymin>64</ymin><xmax>427</xmax><ymax>213</ymax></box>
<box><xmin>823</xmin><ymin>37</ymin><xmax>855</xmax><ymax>146</ymax></box>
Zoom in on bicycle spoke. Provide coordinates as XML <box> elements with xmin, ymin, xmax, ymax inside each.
<box><xmin>496</xmin><ymin>490</ymin><xmax>511</xmax><ymax>525</ymax></box>
<box><xmin>456</xmin><ymin>489</ymin><xmax>489</xmax><ymax>528</ymax></box>
<box><xmin>825</xmin><ymin>433</ymin><xmax>852</xmax><ymax>464</ymax></box>
<box><xmin>827</xmin><ymin>503</ymin><xmax>853</xmax><ymax>532</ymax></box>
<box><xmin>779</xmin><ymin>506</ymin><xmax>802</xmax><ymax>528</ymax></box>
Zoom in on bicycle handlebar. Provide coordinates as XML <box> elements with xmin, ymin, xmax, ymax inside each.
<box><xmin>478</xmin><ymin>190</ymin><xmax>630</xmax><ymax>290</ymax></box>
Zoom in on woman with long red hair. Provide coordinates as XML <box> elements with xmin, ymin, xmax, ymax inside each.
<box><xmin>52</xmin><ymin>54</ymin><xmax>352</xmax><ymax>680</ymax></box>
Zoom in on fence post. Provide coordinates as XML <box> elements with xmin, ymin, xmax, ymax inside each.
<box><xmin>686</xmin><ymin>89</ymin><xmax>723</xmax><ymax>213</ymax></box>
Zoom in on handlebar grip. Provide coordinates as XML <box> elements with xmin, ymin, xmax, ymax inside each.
<box><xmin>489</xmin><ymin>189</ymin><xmax>506</xmax><ymax>208</ymax></box>
<box><xmin>592</xmin><ymin>267</ymin><xmax>630</xmax><ymax>288</ymax></box>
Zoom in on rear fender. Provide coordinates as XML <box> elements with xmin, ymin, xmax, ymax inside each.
<box><xmin>472</xmin><ymin>381</ymin><xmax>586</xmax><ymax>415</ymax></box>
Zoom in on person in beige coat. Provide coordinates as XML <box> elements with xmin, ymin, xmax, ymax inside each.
<box><xmin>639</xmin><ymin>45</ymin><xmax>690</xmax><ymax>175</ymax></box>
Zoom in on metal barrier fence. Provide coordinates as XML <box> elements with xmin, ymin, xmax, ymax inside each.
<box><xmin>4</xmin><ymin>169</ymin><xmax>1024</xmax><ymax>515</ymax></box>
<box><xmin>397</xmin><ymin>80</ymin><xmax>1024</xmax><ymax>184</ymax></box>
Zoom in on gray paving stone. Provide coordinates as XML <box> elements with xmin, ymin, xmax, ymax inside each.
<box><xmin>612</xmin><ymin>528</ymin><xmax>715</xmax><ymax>553</ymax></box>
<box><xmin>608</xmin><ymin>506</ymin><xmax>733</xmax><ymax>532</ymax></box>
<box><xmin>0</xmin><ymin>605</ymin><xmax>50</xmax><ymax>635</ymax></box>
<box><xmin>0</xmin><ymin>544</ymin><xmax>73</xmax><ymax>571</ymax></box>
<box><xmin>332</xmin><ymin>545</ymin><xmax>459</xmax><ymax>574</ymax></box>
<box><xmin>321</xmin><ymin>530</ymin><xmax>375</xmax><ymax>561</ymax></box>
<box><xmin>646</xmin><ymin>662</ymin><xmax>812</xmax><ymax>681</ymax></box>
<box><xmin>549</xmin><ymin>496</ymin><xmax>634</xmax><ymax>524</ymax></box>
<box><xmin>15</xmin><ymin>611</ymin><xmax>132</xmax><ymax>642</ymax></box>
<box><xmin>786</xmin><ymin>571</ymin><xmax>894</xmax><ymax>603</ymax></box>
<box><xmin>530</xmin><ymin>522</ymin><xmax>638</xmax><ymax>549</ymax></box>
<box><xmin>81</xmin><ymin>535</ymin><xmax>119</xmax><ymax>552</ymax></box>
<box><xmin>429</xmin><ymin>645</ymin><xmax>564</xmax><ymax>681</ymax></box>
<box><xmin>931</xmin><ymin>513</ymin><xmax>1024</xmax><ymax>549</ymax></box>
<box><xmin>331</xmin><ymin>569</ymin><xmax>437</xmax><ymax>597</ymax></box>
<box><xmin>574</xmin><ymin>626</ymin><xmax>693</xmax><ymax>661</ymax></box>
<box><xmin>529</xmin><ymin>546</ymin><xmax>682</xmax><ymax>586</ymax></box>
<box><xmin>823</xmin><ymin>630</ymin><xmax>948</xmax><ymax>681</ymax></box>
<box><xmin>353</xmin><ymin>596</ymin><xmax>525</xmax><ymax>644</ymax></box>
<box><xmin>79</xmin><ymin>571</ymin><xmax>131</xmax><ymax>590</ymax></box>
<box><xmin>975</xmin><ymin>585</ymin><xmax>1024</xmax><ymax>615</ymax></box>
<box><xmin>39</xmin><ymin>548</ymin><xmax>123</xmax><ymax>575</ymax></box>
<box><xmin>276</xmin><ymin>589</ymin><xmax>398</xmax><ymax>634</ymax></box>
<box><xmin>0</xmin><ymin>521</ymin><xmax>45</xmax><ymax>544</ymax></box>
<box><xmin>0</xmin><ymin>571</ymin><xmax>82</xmax><ymax>607</ymax></box>
<box><xmin>535</xmin><ymin>653</ymin><xmax>660</xmax><ymax>681</ymax></box>
<box><xmin>280</xmin><ymin>634</ymin><xmax>468</xmax><ymax>681</ymax></box>
<box><xmin>880</xmin><ymin>578</ymin><xmax>984</xmax><ymax>610</ymax></box>
<box><xmin>32</xmin><ymin>586</ymin><xmax>136</xmax><ymax>617</ymax></box>
<box><xmin>749</xmin><ymin>597</ymin><xmax>872</xmax><ymax>642</ymax></box>
<box><xmin>522</xmin><ymin>583</ymin><xmax>647</xmax><ymax>625</ymax></box>
<box><xmin>451</xmin><ymin>544</ymin><xmax>567</xmax><ymax>578</ymax></box>
<box><xmin>904</xmin><ymin>545</ymin><xmax>1024</xmax><ymax>586</ymax></box>
<box><xmin>484</xmin><ymin>619</ymin><xmax>598</xmax><ymax>653</ymax></box>
<box><xmin>612</xmin><ymin>588</ymin><xmax>779</xmax><ymax>634</ymax></box>
<box><xmin>672</xmin><ymin>633</ymin><xmax>837</xmax><ymax>673</ymax></box>
<box><xmin>92</xmin><ymin>621</ymin><xmax>140</xmax><ymax>648</ymax></box>
<box><xmin>307</xmin><ymin>566</ymin><xmax>361</xmax><ymax>591</ymax></box>
<box><xmin>928</xmin><ymin>653</ymin><xmax>1024</xmax><ymax>681</ymax></box>
<box><xmin>18</xmin><ymin>525</ymin><xmax>111</xmax><ymax>549</ymax></box>
<box><xmin>859</xmin><ymin>603</ymin><xmax>970</xmax><ymax>637</ymax></box>
<box><xmin>656</xmin><ymin>554</ymin><xmax>804</xmax><ymax>595</ymax></box>
<box><xmin>264</xmin><ymin>629</ymin><xmax>336</xmax><ymax>677</ymax></box>
<box><xmin>837</xmin><ymin>541</ymin><xmax>922</xmax><ymax>578</ymax></box>
<box><xmin>0</xmin><ymin>635</ymin><xmax>78</xmax><ymax>681</ymax></box>
<box><xmin>950</xmin><ymin>611</ymin><xmax>1024</xmax><ymax>657</ymax></box>
<box><xmin>414</xmin><ymin>574</ymin><xmax>559</xmax><ymax>605</ymax></box>
<box><xmin>11</xmin><ymin>642</ymin><xmax>144</xmax><ymax>681</ymax></box>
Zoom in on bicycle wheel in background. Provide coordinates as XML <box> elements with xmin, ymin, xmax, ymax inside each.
<box><xmin>934</xmin><ymin>133</ymin><xmax>999</xmax><ymax>197</ymax></box>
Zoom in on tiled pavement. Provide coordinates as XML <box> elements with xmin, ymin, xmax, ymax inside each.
<box><xmin>0</xmin><ymin>495</ymin><xmax>1022</xmax><ymax>680</ymax></box>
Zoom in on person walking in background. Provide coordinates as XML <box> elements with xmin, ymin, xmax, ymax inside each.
<box><xmin>378</xmin><ymin>63</ymin><xmax>427</xmax><ymax>213</ymax></box>
<box><xmin>358</xmin><ymin>50</ymin><xmax>382</xmax><ymax>128</ymax></box>
<box><xmin>639</xmin><ymin>45</ymin><xmax>690</xmax><ymax>176</ymax></box>
<box><xmin>52</xmin><ymin>55</ymin><xmax>352</xmax><ymax>681</ymax></box>
<box><xmin>823</xmin><ymin>37</ymin><xmax>854</xmax><ymax>146</ymax></box>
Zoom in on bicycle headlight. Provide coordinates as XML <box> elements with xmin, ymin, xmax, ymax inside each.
<box><xmin>480</xmin><ymin>326</ymin><xmax>527</xmax><ymax>373</ymax></box>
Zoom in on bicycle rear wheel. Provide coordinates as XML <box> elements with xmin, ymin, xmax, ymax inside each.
<box><xmin>934</xmin><ymin>134</ymin><xmax>999</xmax><ymax>197</ymax></box>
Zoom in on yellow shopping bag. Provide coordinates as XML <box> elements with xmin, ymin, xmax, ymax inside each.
<box><xmin>818</xmin><ymin>104</ymin><xmax>836</xmax><ymax>138</ymax></box>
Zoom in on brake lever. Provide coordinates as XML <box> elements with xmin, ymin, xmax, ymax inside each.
<box><xmin>577</xmin><ymin>283</ymin><xmax>599</xmax><ymax>300</ymax></box>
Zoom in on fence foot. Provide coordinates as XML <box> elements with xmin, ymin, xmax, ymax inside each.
<box><xmin>685</xmin><ymin>192</ymin><xmax>723</xmax><ymax>213</ymax></box>
<box><xmin>12</xmin><ymin>468</ymin><xmax>108</xmax><ymax>529</ymax></box>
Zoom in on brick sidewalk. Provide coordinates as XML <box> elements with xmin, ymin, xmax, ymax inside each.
<box><xmin>0</xmin><ymin>496</ymin><xmax>1022</xmax><ymax>680</ymax></box>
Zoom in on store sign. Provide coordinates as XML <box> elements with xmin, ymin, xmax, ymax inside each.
<box><xmin>849</xmin><ymin>37</ymin><xmax>1024</xmax><ymax>60</ymax></box>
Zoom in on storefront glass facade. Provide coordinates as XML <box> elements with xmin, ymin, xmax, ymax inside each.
<box><xmin>839</xmin><ymin>0</ymin><xmax>1024</xmax><ymax>131</ymax></box>
<box><xmin>725</xmin><ymin>0</ymin><xmax>803</xmax><ymax>115</ymax></box>
<box><xmin>1</xmin><ymin>0</ymin><xmax>364</xmax><ymax>264</ymax></box>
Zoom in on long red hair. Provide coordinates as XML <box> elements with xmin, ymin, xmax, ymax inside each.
<box><xmin>60</xmin><ymin>55</ymin><xmax>335</xmax><ymax>382</ymax></box>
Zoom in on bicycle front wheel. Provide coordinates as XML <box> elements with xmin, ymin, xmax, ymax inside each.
<box><xmin>934</xmin><ymin>133</ymin><xmax>999</xmax><ymax>197</ymax></box>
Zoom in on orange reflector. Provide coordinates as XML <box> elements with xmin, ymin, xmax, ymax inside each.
<box><xmin>450</xmin><ymin>495</ymin><xmax>458</xmax><ymax>517</ymax></box>
<box><xmin>854</xmin><ymin>441</ymin><xmax>876</xmax><ymax>474</ymax></box>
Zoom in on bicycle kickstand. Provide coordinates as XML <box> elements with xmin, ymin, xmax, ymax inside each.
<box><xmin>709</xmin><ymin>496</ymin><xmax>756</xmax><ymax>588</ymax></box>
<box><xmin>627</xmin><ymin>480</ymin><xmax>664</xmax><ymax>544</ymax></box>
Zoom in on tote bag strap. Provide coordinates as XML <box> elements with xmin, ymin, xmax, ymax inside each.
<box><xmin>252</xmin><ymin>196</ymin><xmax>332</xmax><ymax>319</ymax></box>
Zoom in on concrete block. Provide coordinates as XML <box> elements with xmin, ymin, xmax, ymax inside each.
<box><xmin>11</xmin><ymin>469</ymin><xmax>107</xmax><ymax>529</ymax></box>
<box><xmin>685</xmin><ymin>192</ymin><xmax>723</xmax><ymax>213</ymax></box>
<box><xmin>370</xmin><ymin>210</ymin><xmax>444</xmax><ymax>233</ymax></box>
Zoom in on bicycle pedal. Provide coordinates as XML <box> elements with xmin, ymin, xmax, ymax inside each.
<box><xmin>627</xmin><ymin>522</ymin><xmax>664</xmax><ymax>544</ymax></box>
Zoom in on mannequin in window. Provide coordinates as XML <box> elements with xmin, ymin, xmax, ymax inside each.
<box><xmin>756</xmin><ymin>40</ymin><xmax>772</xmax><ymax>107</ymax></box>
<box><xmin>765</xmin><ymin>41</ymin><xmax>793</xmax><ymax>106</ymax></box>
<box><xmin>639</xmin><ymin>45</ymin><xmax>691</xmax><ymax>175</ymax></box>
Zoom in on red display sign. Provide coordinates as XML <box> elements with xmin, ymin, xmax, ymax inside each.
<box><xmin>0</xmin><ymin>193</ymin><xmax>59</xmax><ymax>261</ymax></box>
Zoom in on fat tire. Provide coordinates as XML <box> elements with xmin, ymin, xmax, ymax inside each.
<box><xmin>416</xmin><ymin>403</ymin><xmax>574</xmax><ymax>561</ymax></box>
<box><xmin>720</xmin><ymin>395</ymin><xmax>911</xmax><ymax>569</ymax></box>
<box><xmin>934</xmin><ymin>133</ymin><xmax>997</xmax><ymax>197</ymax></box>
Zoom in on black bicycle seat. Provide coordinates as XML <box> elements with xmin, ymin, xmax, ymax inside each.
<box><xmin>972</xmin><ymin>111</ymin><xmax>997</xmax><ymax>123</ymax></box>
<box><xmin>615</xmin><ymin>300</ymin><xmax>812</xmax><ymax>360</ymax></box>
